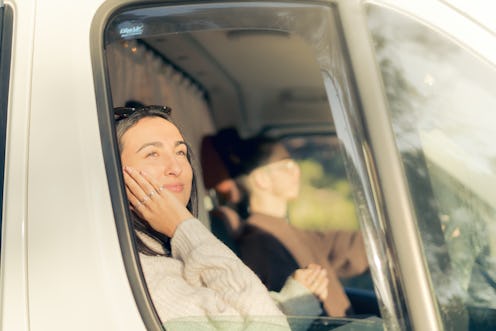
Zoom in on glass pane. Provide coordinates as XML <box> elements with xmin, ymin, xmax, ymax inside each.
<box><xmin>367</xmin><ymin>4</ymin><xmax>496</xmax><ymax>330</ymax></box>
<box><xmin>281</xmin><ymin>134</ymin><xmax>377</xmax><ymax>301</ymax></box>
<box><xmin>283</xmin><ymin>135</ymin><xmax>359</xmax><ymax>232</ymax></box>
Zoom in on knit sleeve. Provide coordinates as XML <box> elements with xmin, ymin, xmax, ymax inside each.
<box><xmin>269</xmin><ymin>277</ymin><xmax>322</xmax><ymax>316</ymax></box>
<box><xmin>171</xmin><ymin>218</ymin><xmax>287</xmax><ymax>321</ymax></box>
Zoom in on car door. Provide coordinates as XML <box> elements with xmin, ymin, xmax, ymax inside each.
<box><xmin>342</xmin><ymin>1</ymin><xmax>496</xmax><ymax>330</ymax></box>
<box><xmin>92</xmin><ymin>1</ymin><xmax>496</xmax><ymax>330</ymax></box>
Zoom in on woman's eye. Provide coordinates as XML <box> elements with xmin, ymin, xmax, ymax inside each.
<box><xmin>146</xmin><ymin>151</ymin><xmax>159</xmax><ymax>158</ymax></box>
<box><xmin>176</xmin><ymin>150</ymin><xmax>187</xmax><ymax>157</ymax></box>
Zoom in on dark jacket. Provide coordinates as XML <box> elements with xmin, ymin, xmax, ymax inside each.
<box><xmin>237</xmin><ymin>212</ymin><xmax>369</xmax><ymax>317</ymax></box>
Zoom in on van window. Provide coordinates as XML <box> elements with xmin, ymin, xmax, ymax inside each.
<box><xmin>366</xmin><ymin>4</ymin><xmax>496</xmax><ymax>330</ymax></box>
<box><xmin>101</xmin><ymin>2</ymin><xmax>394</xmax><ymax>329</ymax></box>
<box><xmin>0</xmin><ymin>3</ymin><xmax>13</xmax><ymax>251</ymax></box>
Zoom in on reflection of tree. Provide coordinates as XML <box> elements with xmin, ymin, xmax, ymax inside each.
<box><xmin>366</xmin><ymin>5</ymin><xmax>474</xmax><ymax>329</ymax></box>
<box><xmin>285</xmin><ymin>136</ymin><xmax>347</xmax><ymax>178</ymax></box>
<box><xmin>289</xmin><ymin>159</ymin><xmax>358</xmax><ymax>231</ymax></box>
<box><xmin>367</xmin><ymin>21</ymin><xmax>427</xmax><ymax>154</ymax></box>
<box><xmin>430</xmin><ymin>161</ymin><xmax>496</xmax><ymax>308</ymax></box>
<box><xmin>284</xmin><ymin>136</ymin><xmax>358</xmax><ymax>231</ymax></box>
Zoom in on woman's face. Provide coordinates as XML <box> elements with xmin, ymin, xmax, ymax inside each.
<box><xmin>120</xmin><ymin>117</ymin><xmax>193</xmax><ymax>207</ymax></box>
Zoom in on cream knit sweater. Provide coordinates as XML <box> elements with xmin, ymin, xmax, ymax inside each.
<box><xmin>137</xmin><ymin>218</ymin><xmax>292</xmax><ymax>330</ymax></box>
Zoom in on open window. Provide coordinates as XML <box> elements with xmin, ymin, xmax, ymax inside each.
<box><xmin>95</xmin><ymin>1</ymin><xmax>400</xmax><ymax>330</ymax></box>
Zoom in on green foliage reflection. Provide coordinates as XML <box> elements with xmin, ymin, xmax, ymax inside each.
<box><xmin>288</xmin><ymin>159</ymin><xmax>358</xmax><ymax>231</ymax></box>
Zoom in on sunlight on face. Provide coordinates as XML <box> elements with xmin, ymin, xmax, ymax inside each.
<box><xmin>266</xmin><ymin>158</ymin><xmax>301</xmax><ymax>200</ymax></box>
<box><xmin>120</xmin><ymin>117</ymin><xmax>193</xmax><ymax>207</ymax></box>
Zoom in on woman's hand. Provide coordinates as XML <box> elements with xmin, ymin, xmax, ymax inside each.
<box><xmin>123</xmin><ymin>166</ymin><xmax>192</xmax><ymax>237</ymax></box>
<box><xmin>292</xmin><ymin>263</ymin><xmax>328</xmax><ymax>302</ymax></box>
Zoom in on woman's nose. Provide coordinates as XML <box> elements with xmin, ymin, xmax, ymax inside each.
<box><xmin>163</xmin><ymin>155</ymin><xmax>183</xmax><ymax>176</ymax></box>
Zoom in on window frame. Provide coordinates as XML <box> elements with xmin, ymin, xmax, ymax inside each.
<box><xmin>92</xmin><ymin>1</ymin><xmax>404</xmax><ymax>330</ymax></box>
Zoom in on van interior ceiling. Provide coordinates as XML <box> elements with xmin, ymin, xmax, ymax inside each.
<box><xmin>107</xmin><ymin>28</ymin><xmax>335</xmax><ymax>139</ymax></box>
<box><xmin>106</xmin><ymin>27</ymin><xmax>337</xmax><ymax>220</ymax></box>
<box><xmin>145</xmin><ymin>29</ymin><xmax>334</xmax><ymax>135</ymax></box>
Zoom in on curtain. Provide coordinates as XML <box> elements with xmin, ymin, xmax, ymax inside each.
<box><xmin>106</xmin><ymin>40</ymin><xmax>214</xmax><ymax>223</ymax></box>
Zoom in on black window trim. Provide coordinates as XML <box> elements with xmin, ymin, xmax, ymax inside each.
<box><xmin>0</xmin><ymin>3</ymin><xmax>13</xmax><ymax>252</ymax></box>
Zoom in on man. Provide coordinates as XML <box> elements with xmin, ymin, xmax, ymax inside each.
<box><xmin>235</xmin><ymin>136</ymin><xmax>369</xmax><ymax>317</ymax></box>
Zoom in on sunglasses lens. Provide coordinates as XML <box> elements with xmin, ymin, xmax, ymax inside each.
<box><xmin>114</xmin><ymin>107</ymin><xmax>134</xmax><ymax>120</ymax></box>
<box><xmin>147</xmin><ymin>105</ymin><xmax>172</xmax><ymax>115</ymax></box>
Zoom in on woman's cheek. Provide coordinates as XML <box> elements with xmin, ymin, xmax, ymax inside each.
<box><xmin>140</xmin><ymin>162</ymin><xmax>163</xmax><ymax>179</ymax></box>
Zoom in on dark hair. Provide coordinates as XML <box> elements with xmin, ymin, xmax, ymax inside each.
<box><xmin>115</xmin><ymin>106</ymin><xmax>199</xmax><ymax>256</ymax></box>
<box><xmin>236</xmin><ymin>136</ymin><xmax>289</xmax><ymax>176</ymax></box>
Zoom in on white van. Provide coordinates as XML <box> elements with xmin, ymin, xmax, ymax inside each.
<box><xmin>1</xmin><ymin>0</ymin><xmax>495</xmax><ymax>330</ymax></box>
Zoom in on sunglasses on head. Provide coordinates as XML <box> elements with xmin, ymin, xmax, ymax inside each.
<box><xmin>113</xmin><ymin>105</ymin><xmax>172</xmax><ymax>121</ymax></box>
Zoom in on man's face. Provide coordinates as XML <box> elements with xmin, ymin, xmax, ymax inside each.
<box><xmin>264</xmin><ymin>158</ymin><xmax>301</xmax><ymax>200</ymax></box>
<box><xmin>120</xmin><ymin>117</ymin><xmax>193</xmax><ymax>207</ymax></box>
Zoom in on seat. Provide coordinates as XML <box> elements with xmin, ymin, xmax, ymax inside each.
<box><xmin>200</xmin><ymin>129</ymin><xmax>246</xmax><ymax>254</ymax></box>
<box><xmin>209</xmin><ymin>205</ymin><xmax>243</xmax><ymax>255</ymax></box>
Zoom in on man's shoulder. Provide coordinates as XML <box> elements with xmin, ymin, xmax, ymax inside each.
<box><xmin>239</xmin><ymin>224</ymin><xmax>290</xmax><ymax>253</ymax></box>
<box><xmin>239</xmin><ymin>222</ymin><xmax>274</xmax><ymax>241</ymax></box>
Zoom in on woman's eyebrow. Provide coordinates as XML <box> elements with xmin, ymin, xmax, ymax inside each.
<box><xmin>176</xmin><ymin>141</ymin><xmax>187</xmax><ymax>148</ymax></box>
<box><xmin>136</xmin><ymin>140</ymin><xmax>186</xmax><ymax>153</ymax></box>
<box><xmin>136</xmin><ymin>141</ymin><xmax>163</xmax><ymax>153</ymax></box>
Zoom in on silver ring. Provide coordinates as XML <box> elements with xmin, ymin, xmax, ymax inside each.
<box><xmin>141</xmin><ymin>196</ymin><xmax>150</xmax><ymax>204</ymax></box>
<box><xmin>148</xmin><ymin>190</ymin><xmax>156</xmax><ymax>198</ymax></box>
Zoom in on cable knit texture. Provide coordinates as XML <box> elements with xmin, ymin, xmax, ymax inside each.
<box><xmin>269</xmin><ymin>277</ymin><xmax>322</xmax><ymax>317</ymax></box>
<box><xmin>137</xmin><ymin>218</ymin><xmax>289</xmax><ymax>329</ymax></box>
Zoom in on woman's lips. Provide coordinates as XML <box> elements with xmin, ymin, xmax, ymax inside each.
<box><xmin>163</xmin><ymin>184</ymin><xmax>184</xmax><ymax>193</ymax></box>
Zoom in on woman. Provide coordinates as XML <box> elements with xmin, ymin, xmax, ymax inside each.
<box><xmin>115</xmin><ymin>105</ymin><xmax>290</xmax><ymax>329</ymax></box>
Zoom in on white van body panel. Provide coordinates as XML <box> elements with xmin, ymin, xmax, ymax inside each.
<box><xmin>0</xmin><ymin>0</ymin><xmax>494</xmax><ymax>330</ymax></box>
<box><xmin>2</xmin><ymin>0</ymin><xmax>146</xmax><ymax>330</ymax></box>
